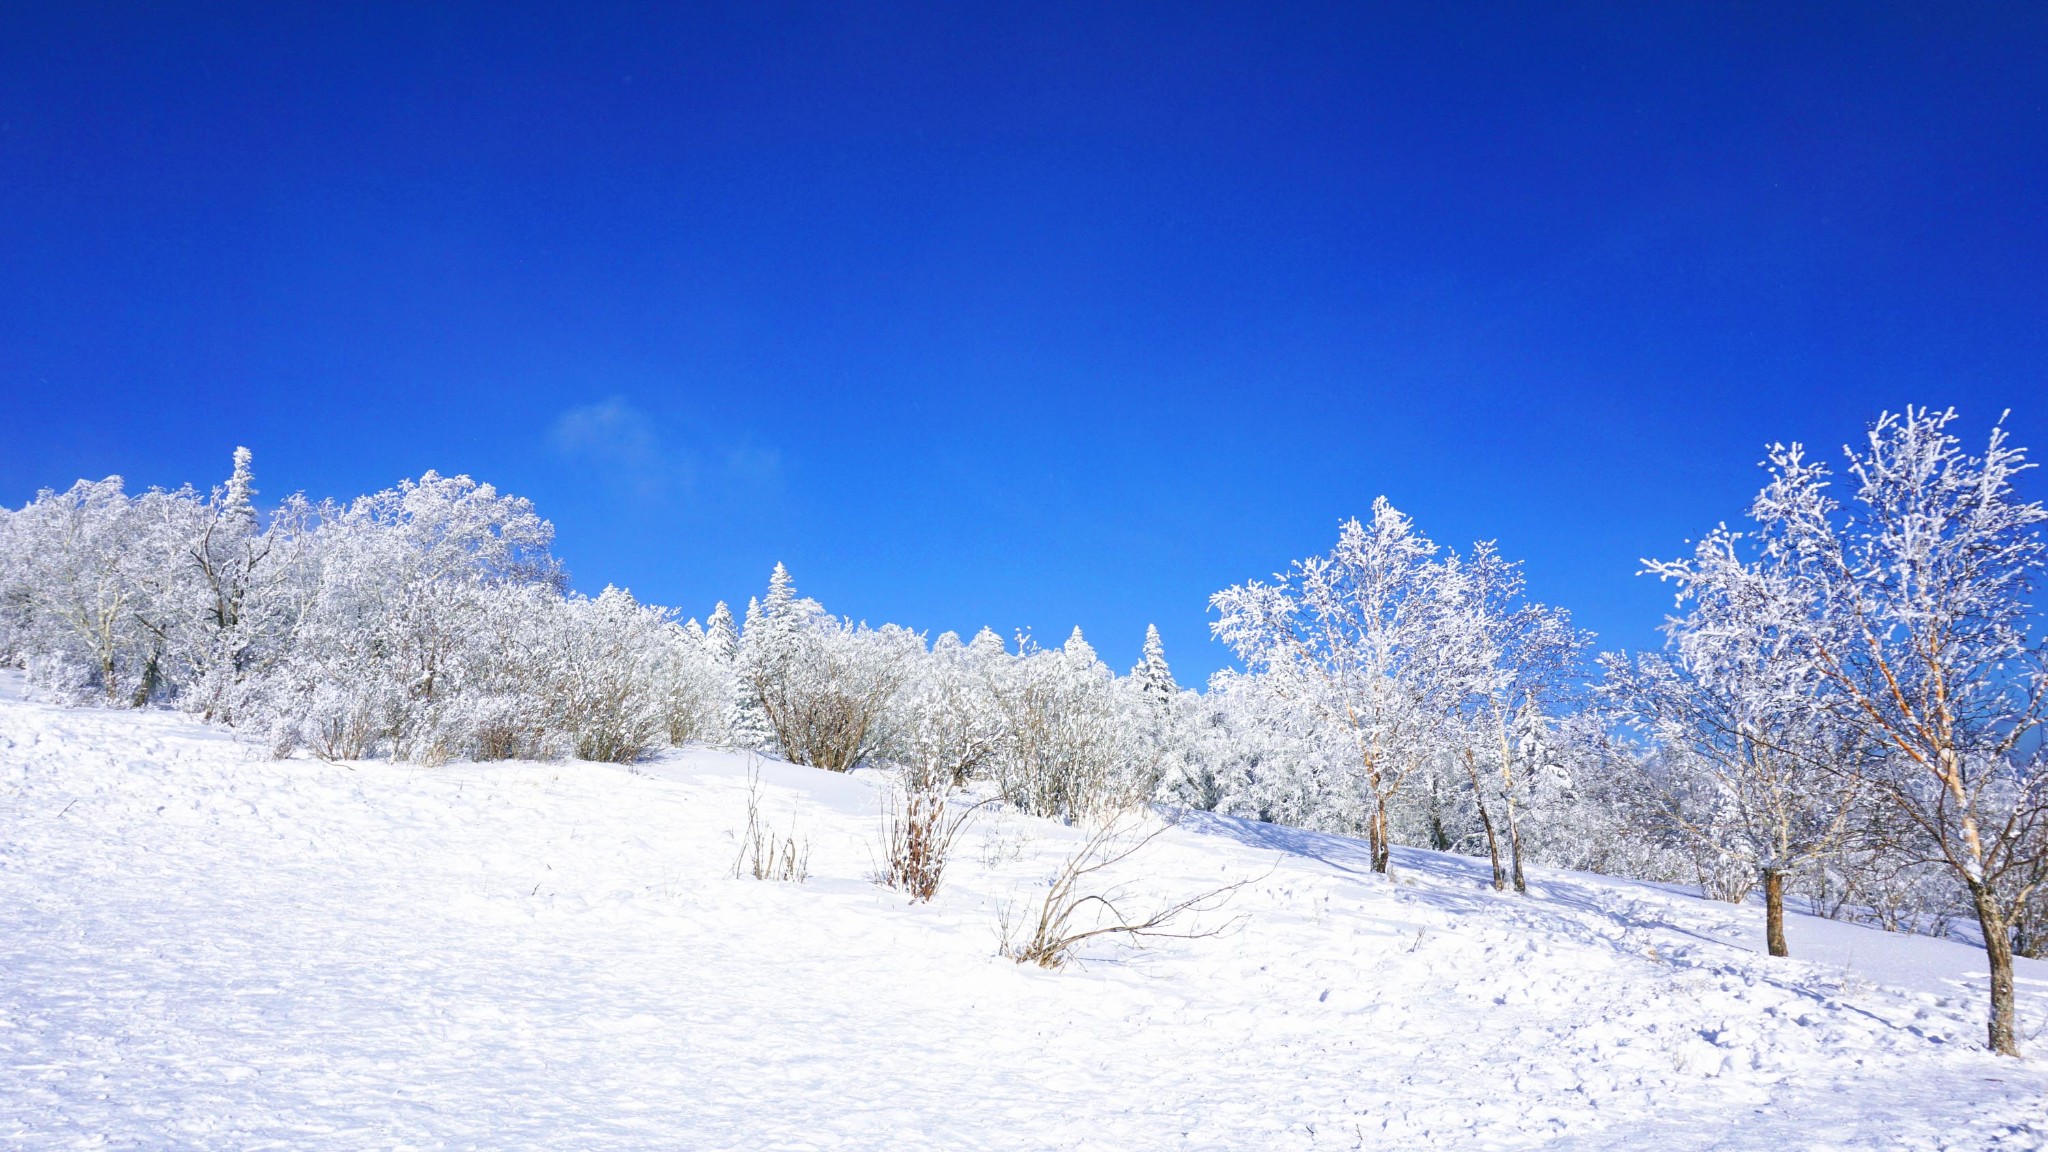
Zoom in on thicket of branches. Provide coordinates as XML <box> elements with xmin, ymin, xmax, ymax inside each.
<box><xmin>2</xmin><ymin>406</ymin><xmax>2041</xmax><ymax>1053</ymax></box>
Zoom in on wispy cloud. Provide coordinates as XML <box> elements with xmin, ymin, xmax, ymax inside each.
<box><xmin>546</xmin><ymin>396</ymin><xmax>781</xmax><ymax>502</ymax></box>
<box><xmin>548</xmin><ymin>396</ymin><xmax>677</xmax><ymax>498</ymax></box>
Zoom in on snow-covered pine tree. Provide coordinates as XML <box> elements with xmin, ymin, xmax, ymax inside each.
<box><xmin>763</xmin><ymin>561</ymin><xmax>797</xmax><ymax>617</ymax></box>
<box><xmin>182</xmin><ymin>447</ymin><xmax>284</xmax><ymax>722</ymax></box>
<box><xmin>726</xmin><ymin>596</ymin><xmax>775</xmax><ymax>752</ymax></box>
<box><xmin>703</xmin><ymin>600</ymin><xmax>740</xmax><ymax>665</ymax></box>
<box><xmin>1134</xmin><ymin>623</ymin><xmax>1177</xmax><ymax>711</ymax></box>
<box><xmin>222</xmin><ymin>446</ymin><xmax>257</xmax><ymax>526</ymax></box>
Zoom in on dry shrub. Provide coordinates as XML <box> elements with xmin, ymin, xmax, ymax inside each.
<box><xmin>878</xmin><ymin>781</ymin><xmax>988</xmax><ymax>903</ymax></box>
<box><xmin>731</xmin><ymin>765</ymin><xmax>809</xmax><ymax>883</ymax></box>
<box><xmin>1001</xmin><ymin>814</ymin><xmax>1261</xmax><ymax>969</ymax></box>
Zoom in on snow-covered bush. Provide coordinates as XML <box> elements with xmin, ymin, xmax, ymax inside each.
<box><xmin>540</xmin><ymin>586</ymin><xmax>715</xmax><ymax>764</ymax></box>
<box><xmin>0</xmin><ymin>476</ymin><xmax>168</xmax><ymax>705</ymax></box>
<box><xmin>737</xmin><ymin>564</ymin><xmax>921</xmax><ymax>771</ymax></box>
<box><xmin>981</xmin><ymin>629</ymin><xmax>1161</xmax><ymax>822</ymax></box>
<box><xmin>891</xmin><ymin>627</ymin><xmax>1008</xmax><ymax>790</ymax></box>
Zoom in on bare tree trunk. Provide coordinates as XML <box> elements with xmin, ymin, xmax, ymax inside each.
<box><xmin>1970</xmin><ymin>881</ymin><xmax>2021</xmax><ymax>1057</ymax></box>
<box><xmin>1462</xmin><ymin>751</ymin><xmax>1505</xmax><ymax>891</ymax></box>
<box><xmin>1762</xmin><ymin>867</ymin><xmax>1789</xmax><ymax>958</ymax></box>
<box><xmin>1498</xmin><ymin>729</ymin><xmax>1527</xmax><ymax>895</ymax></box>
<box><xmin>130</xmin><ymin>647</ymin><xmax>161</xmax><ymax>709</ymax></box>
<box><xmin>1505</xmin><ymin>800</ymin><xmax>1527</xmax><ymax>895</ymax></box>
<box><xmin>1370</xmin><ymin>797</ymin><xmax>1391</xmax><ymax>874</ymax></box>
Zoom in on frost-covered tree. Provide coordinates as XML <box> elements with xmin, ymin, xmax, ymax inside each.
<box><xmin>1615</xmin><ymin>519</ymin><xmax>1870</xmax><ymax>957</ymax></box>
<box><xmin>2</xmin><ymin>476</ymin><xmax>157</xmax><ymax>703</ymax></box>
<box><xmin>725</xmin><ymin>597</ymin><xmax>775</xmax><ymax>752</ymax></box>
<box><xmin>986</xmin><ymin>628</ymin><xmax>1158</xmax><ymax>821</ymax></box>
<box><xmin>1134</xmin><ymin>624</ymin><xmax>1177</xmax><ymax>711</ymax></box>
<box><xmin>171</xmin><ymin>450</ymin><xmax>321</xmax><ymax>724</ymax></box>
<box><xmin>266</xmin><ymin>471</ymin><xmax>562</xmax><ymax>759</ymax></box>
<box><xmin>703</xmin><ymin>600</ymin><xmax>741</xmax><ymax>664</ymax></box>
<box><xmin>737</xmin><ymin>565</ymin><xmax>918</xmax><ymax>771</ymax></box>
<box><xmin>1211</xmin><ymin>501</ymin><xmax>1460</xmax><ymax>872</ymax></box>
<box><xmin>0</xmin><ymin>455</ymin><xmax>323</xmax><ymax>718</ymax></box>
<box><xmin>1181</xmin><ymin>667</ymin><xmax>1358</xmax><ymax>828</ymax></box>
<box><xmin>540</xmin><ymin>586</ymin><xmax>707</xmax><ymax>763</ymax></box>
<box><xmin>1664</xmin><ymin>408</ymin><xmax>2048</xmax><ymax>1055</ymax></box>
<box><xmin>1437</xmin><ymin>542</ymin><xmax>1590</xmax><ymax>893</ymax></box>
<box><xmin>893</xmin><ymin>629</ymin><xmax>1007</xmax><ymax>790</ymax></box>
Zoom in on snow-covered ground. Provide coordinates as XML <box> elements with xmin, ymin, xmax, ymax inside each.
<box><xmin>3</xmin><ymin>679</ymin><xmax>2046</xmax><ymax>1150</ymax></box>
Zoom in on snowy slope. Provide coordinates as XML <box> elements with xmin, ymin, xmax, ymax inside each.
<box><xmin>3</xmin><ymin>683</ymin><xmax>2046</xmax><ymax>1150</ymax></box>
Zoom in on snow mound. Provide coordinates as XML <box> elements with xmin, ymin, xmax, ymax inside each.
<box><xmin>2</xmin><ymin>694</ymin><xmax>2045</xmax><ymax>1149</ymax></box>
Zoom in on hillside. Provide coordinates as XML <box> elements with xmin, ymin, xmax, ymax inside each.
<box><xmin>2</xmin><ymin>676</ymin><xmax>2044</xmax><ymax>1150</ymax></box>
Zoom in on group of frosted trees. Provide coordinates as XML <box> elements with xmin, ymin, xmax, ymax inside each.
<box><xmin>0</xmin><ymin>457</ymin><xmax>711</xmax><ymax>764</ymax></box>
<box><xmin>1626</xmin><ymin>408</ymin><xmax>2048</xmax><ymax>1056</ymax></box>
<box><xmin>1187</xmin><ymin>408</ymin><xmax>2047</xmax><ymax>1056</ymax></box>
<box><xmin>0</xmin><ymin>458</ymin><xmax>1167</xmax><ymax>822</ymax></box>
<box><xmin>2</xmin><ymin>407</ymin><xmax>2042</xmax><ymax>1053</ymax></box>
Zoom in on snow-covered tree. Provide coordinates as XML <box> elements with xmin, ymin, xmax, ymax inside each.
<box><xmin>1134</xmin><ymin>624</ymin><xmax>1177</xmax><ymax>711</ymax></box>
<box><xmin>893</xmin><ymin>628</ymin><xmax>1007</xmax><ymax>790</ymax></box>
<box><xmin>1615</xmin><ymin>517</ymin><xmax>1870</xmax><ymax>956</ymax></box>
<box><xmin>263</xmin><ymin>471</ymin><xmax>561</xmax><ymax>759</ymax></box>
<box><xmin>3</xmin><ymin>476</ymin><xmax>157</xmax><ymax>704</ymax></box>
<box><xmin>1210</xmin><ymin>501</ymin><xmax>1461</xmax><ymax>872</ymax></box>
<box><xmin>1180</xmin><ymin>666</ymin><xmax>1358</xmax><ymax>829</ymax></box>
<box><xmin>737</xmin><ymin>565</ymin><xmax>918</xmax><ymax>771</ymax></box>
<box><xmin>1437</xmin><ymin>541</ymin><xmax>1590</xmax><ymax>893</ymax></box>
<box><xmin>984</xmin><ymin>628</ymin><xmax>1158</xmax><ymax>821</ymax></box>
<box><xmin>725</xmin><ymin>597</ymin><xmax>775</xmax><ymax>752</ymax></box>
<box><xmin>703</xmin><ymin>600</ymin><xmax>741</xmax><ymax>664</ymax></box>
<box><xmin>1663</xmin><ymin>408</ymin><xmax>2048</xmax><ymax>1055</ymax></box>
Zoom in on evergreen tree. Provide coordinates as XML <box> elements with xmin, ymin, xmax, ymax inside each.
<box><xmin>763</xmin><ymin>561</ymin><xmax>797</xmax><ymax>618</ymax></box>
<box><xmin>222</xmin><ymin>446</ymin><xmax>257</xmax><ymax>527</ymax></box>
<box><xmin>1062</xmin><ymin>625</ymin><xmax>1094</xmax><ymax>663</ymax></box>
<box><xmin>1134</xmin><ymin>623</ymin><xmax>1177</xmax><ymax>710</ymax></box>
<box><xmin>726</xmin><ymin>595</ymin><xmax>775</xmax><ymax>752</ymax></box>
<box><xmin>181</xmin><ymin>447</ymin><xmax>278</xmax><ymax>719</ymax></box>
<box><xmin>703</xmin><ymin>600</ymin><xmax>740</xmax><ymax>665</ymax></box>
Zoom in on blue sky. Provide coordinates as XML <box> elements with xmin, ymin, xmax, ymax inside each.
<box><xmin>2</xmin><ymin>4</ymin><xmax>2044</xmax><ymax>681</ymax></box>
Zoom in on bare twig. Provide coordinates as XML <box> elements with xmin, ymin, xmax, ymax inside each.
<box><xmin>1003</xmin><ymin>813</ymin><xmax>1267</xmax><ymax>968</ymax></box>
<box><xmin>877</xmin><ymin>779</ymin><xmax>992</xmax><ymax>902</ymax></box>
<box><xmin>731</xmin><ymin>762</ymin><xmax>809</xmax><ymax>883</ymax></box>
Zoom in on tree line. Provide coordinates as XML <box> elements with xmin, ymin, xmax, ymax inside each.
<box><xmin>1</xmin><ymin>408</ymin><xmax>2042</xmax><ymax>1054</ymax></box>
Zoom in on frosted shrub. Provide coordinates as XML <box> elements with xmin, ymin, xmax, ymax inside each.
<box><xmin>1</xmin><ymin>478</ymin><xmax>158</xmax><ymax>706</ymax></box>
<box><xmin>458</xmin><ymin>693</ymin><xmax>544</xmax><ymax>762</ymax></box>
<box><xmin>987</xmin><ymin>630</ymin><xmax>1158</xmax><ymax>822</ymax></box>
<box><xmin>889</xmin><ymin>629</ymin><xmax>1007</xmax><ymax>790</ymax></box>
<box><xmin>655</xmin><ymin>629</ymin><xmax>723</xmax><ymax>748</ymax></box>
<box><xmin>540</xmin><ymin>587</ymin><xmax>681</xmax><ymax>764</ymax></box>
<box><xmin>21</xmin><ymin>652</ymin><xmax>97</xmax><ymax>707</ymax></box>
<box><xmin>303</xmin><ymin>682</ymin><xmax>383</xmax><ymax>761</ymax></box>
<box><xmin>877</xmin><ymin>778</ymin><xmax>984</xmax><ymax>903</ymax></box>
<box><xmin>264</xmin><ymin>716</ymin><xmax>298</xmax><ymax>760</ymax></box>
<box><xmin>1178</xmin><ymin>669</ymin><xmax>1359</xmax><ymax>832</ymax></box>
<box><xmin>740</xmin><ymin>565</ymin><xmax>918</xmax><ymax>771</ymax></box>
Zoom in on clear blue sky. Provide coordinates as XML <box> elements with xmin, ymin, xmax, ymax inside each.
<box><xmin>3</xmin><ymin>4</ymin><xmax>2044</xmax><ymax>681</ymax></box>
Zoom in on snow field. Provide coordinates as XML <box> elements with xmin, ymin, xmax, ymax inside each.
<box><xmin>3</xmin><ymin>691</ymin><xmax>2047</xmax><ymax>1150</ymax></box>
